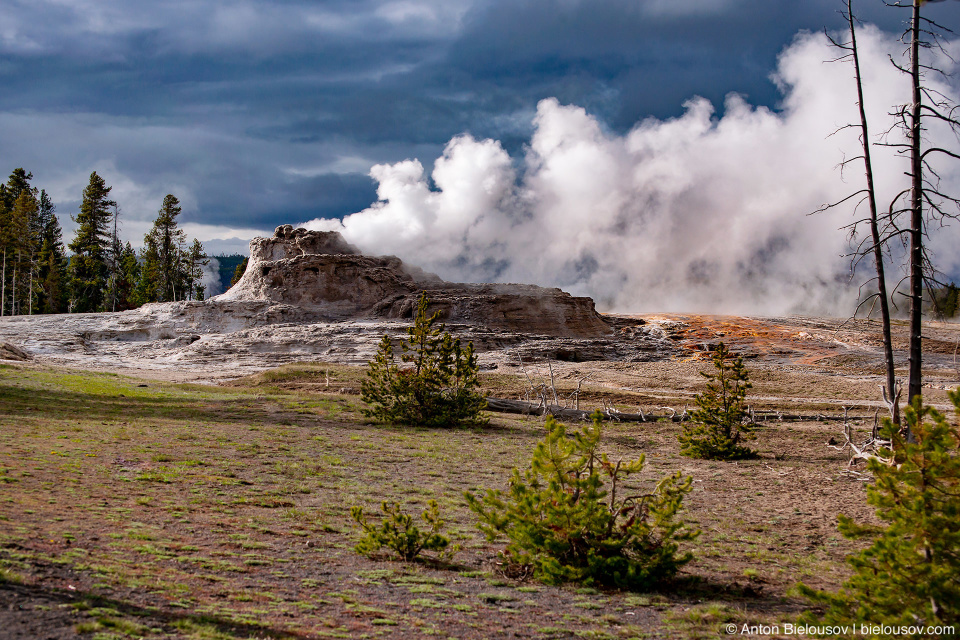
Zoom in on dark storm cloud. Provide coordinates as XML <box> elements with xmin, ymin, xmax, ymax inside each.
<box><xmin>444</xmin><ymin>0</ymin><xmax>960</xmax><ymax>132</ymax></box>
<box><xmin>1</xmin><ymin>0</ymin><xmax>467</xmax><ymax>239</ymax></box>
<box><xmin>2</xmin><ymin>0</ymin><xmax>959</xmax><ymax>252</ymax></box>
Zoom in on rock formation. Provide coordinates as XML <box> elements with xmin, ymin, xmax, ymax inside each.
<box><xmin>214</xmin><ymin>225</ymin><xmax>612</xmax><ymax>338</ymax></box>
<box><xmin>0</xmin><ymin>225</ymin><xmax>661</xmax><ymax>379</ymax></box>
<box><xmin>0</xmin><ymin>342</ymin><xmax>32</xmax><ymax>361</ymax></box>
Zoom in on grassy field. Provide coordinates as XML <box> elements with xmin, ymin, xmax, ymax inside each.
<box><xmin>0</xmin><ymin>362</ymin><xmax>880</xmax><ymax>639</ymax></box>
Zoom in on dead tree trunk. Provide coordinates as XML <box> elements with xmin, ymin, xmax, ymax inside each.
<box><xmin>846</xmin><ymin>0</ymin><xmax>900</xmax><ymax>425</ymax></box>
<box><xmin>907</xmin><ymin>0</ymin><xmax>924</xmax><ymax>409</ymax></box>
<box><xmin>28</xmin><ymin>255</ymin><xmax>33</xmax><ymax>315</ymax></box>
<box><xmin>11</xmin><ymin>250</ymin><xmax>17</xmax><ymax>316</ymax></box>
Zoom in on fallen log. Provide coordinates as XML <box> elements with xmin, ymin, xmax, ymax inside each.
<box><xmin>751</xmin><ymin>411</ymin><xmax>872</xmax><ymax>422</ymax></box>
<box><xmin>483</xmin><ymin>397</ymin><xmax>870</xmax><ymax>423</ymax></box>
<box><xmin>483</xmin><ymin>397</ymin><xmax>678</xmax><ymax>422</ymax></box>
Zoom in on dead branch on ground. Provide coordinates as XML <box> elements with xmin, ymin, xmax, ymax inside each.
<box><xmin>826</xmin><ymin>407</ymin><xmax>893</xmax><ymax>466</ymax></box>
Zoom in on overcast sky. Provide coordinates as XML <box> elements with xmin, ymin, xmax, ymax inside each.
<box><xmin>4</xmin><ymin>0</ymin><xmax>960</xmax><ymax>311</ymax></box>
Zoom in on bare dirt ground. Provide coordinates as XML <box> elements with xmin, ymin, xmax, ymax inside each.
<box><xmin>1</xmin><ymin>313</ymin><xmax>958</xmax><ymax>639</ymax></box>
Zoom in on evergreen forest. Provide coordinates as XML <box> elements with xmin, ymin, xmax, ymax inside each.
<box><xmin>0</xmin><ymin>167</ymin><xmax>240</xmax><ymax>315</ymax></box>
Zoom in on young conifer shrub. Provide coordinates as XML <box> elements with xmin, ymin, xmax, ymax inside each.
<box><xmin>798</xmin><ymin>391</ymin><xmax>960</xmax><ymax>628</ymax></box>
<box><xmin>678</xmin><ymin>342</ymin><xmax>757</xmax><ymax>460</ymax></box>
<box><xmin>351</xmin><ymin>500</ymin><xmax>457</xmax><ymax>562</ymax></box>
<box><xmin>466</xmin><ymin>412</ymin><xmax>698</xmax><ymax>589</ymax></box>
<box><xmin>360</xmin><ymin>293</ymin><xmax>486</xmax><ymax>427</ymax></box>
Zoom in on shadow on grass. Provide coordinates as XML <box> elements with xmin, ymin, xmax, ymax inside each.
<box><xmin>0</xmin><ymin>576</ymin><xmax>305</xmax><ymax>640</ymax></box>
<box><xmin>0</xmin><ymin>380</ymin><xmax>311</xmax><ymax>428</ymax></box>
<box><xmin>368</xmin><ymin>418</ymin><xmax>541</xmax><ymax>437</ymax></box>
<box><xmin>665</xmin><ymin>573</ymin><xmax>803</xmax><ymax>611</ymax></box>
<box><xmin>0</xmin><ymin>378</ymin><xmax>550</xmax><ymax>449</ymax></box>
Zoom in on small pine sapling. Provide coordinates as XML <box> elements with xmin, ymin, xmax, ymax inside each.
<box><xmin>678</xmin><ymin>342</ymin><xmax>757</xmax><ymax>460</ymax></box>
<box><xmin>360</xmin><ymin>293</ymin><xmax>486</xmax><ymax>427</ymax></box>
<box><xmin>466</xmin><ymin>412</ymin><xmax>698</xmax><ymax>589</ymax></box>
<box><xmin>351</xmin><ymin>499</ymin><xmax>457</xmax><ymax>562</ymax></box>
<box><xmin>798</xmin><ymin>391</ymin><xmax>960</xmax><ymax>628</ymax></box>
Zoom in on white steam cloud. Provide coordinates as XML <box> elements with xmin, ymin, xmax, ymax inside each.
<box><xmin>301</xmin><ymin>27</ymin><xmax>960</xmax><ymax>314</ymax></box>
<box><xmin>201</xmin><ymin>257</ymin><xmax>223</xmax><ymax>298</ymax></box>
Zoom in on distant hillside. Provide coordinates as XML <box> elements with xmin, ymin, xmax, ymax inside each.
<box><xmin>213</xmin><ymin>254</ymin><xmax>247</xmax><ymax>294</ymax></box>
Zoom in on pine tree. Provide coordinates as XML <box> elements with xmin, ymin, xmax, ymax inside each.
<box><xmin>799</xmin><ymin>392</ymin><xmax>960</xmax><ymax>628</ymax></box>
<box><xmin>678</xmin><ymin>342</ymin><xmax>757</xmax><ymax>460</ymax></box>
<box><xmin>0</xmin><ymin>193</ymin><xmax>10</xmax><ymax>317</ymax></box>
<box><xmin>0</xmin><ymin>169</ymin><xmax>38</xmax><ymax>316</ymax></box>
<box><xmin>143</xmin><ymin>194</ymin><xmax>186</xmax><ymax>302</ymax></box>
<box><xmin>93</xmin><ymin>193</ymin><xmax>203</xmax><ymax>309</ymax></box>
<box><xmin>361</xmin><ymin>294</ymin><xmax>487</xmax><ymax>427</ymax></box>
<box><xmin>36</xmin><ymin>198</ymin><xmax>68</xmax><ymax>314</ymax></box>
<box><xmin>36</xmin><ymin>190</ymin><xmax>55</xmax><ymax>241</ymax></box>
<box><xmin>114</xmin><ymin>242</ymin><xmax>141</xmax><ymax>311</ymax></box>
<box><xmin>37</xmin><ymin>239</ymin><xmax>67</xmax><ymax>314</ymax></box>
<box><xmin>132</xmin><ymin>240</ymin><xmax>160</xmax><ymax>307</ymax></box>
<box><xmin>5</xmin><ymin>168</ymin><xmax>34</xmax><ymax>202</ymax></box>
<box><xmin>930</xmin><ymin>282</ymin><xmax>959</xmax><ymax>319</ymax></box>
<box><xmin>947</xmin><ymin>284</ymin><xmax>959</xmax><ymax>318</ymax></box>
<box><xmin>466</xmin><ymin>412</ymin><xmax>698</xmax><ymax>589</ymax></box>
<box><xmin>68</xmin><ymin>172</ymin><xmax>115</xmax><ymax>312</ymax></box>
<box><xmin>9</xmin><ymin>192</ymin><xmax>37</xmax><ymax>314</ymax></box>
<box><xmin>184</xmin><ymin>238</ymin><xmax>207</xmax><ymax>300</ymax></box>
<box><xmin>28</xmin><ymin>188</ymin><xmax>47</xmax><ymax>253</ymax></box>
<box><xmin>351</xmin><ymin>500</ymin><xmax>456</xmax><ymax>562</ymax></box>
<box><xmin>230</xmin><ymin>257</ymin><xmax>248</xmax><ymax>287</ymax></box>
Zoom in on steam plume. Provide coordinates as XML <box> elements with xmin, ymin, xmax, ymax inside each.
<box><xmin>202</xmin><ymin>257</ymin><xmax>223</xmax><ymax>297</ymax></box>
<box><xmin>302</xmin><ymin>27</ymin><xmax>960</xmax><ymax>314</ymax></box>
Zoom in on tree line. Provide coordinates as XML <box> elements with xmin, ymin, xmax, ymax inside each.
<box><xmin>0</xmin><ymin>168</ymin><xmax>211</xmax><ymax>315</ymax></box>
